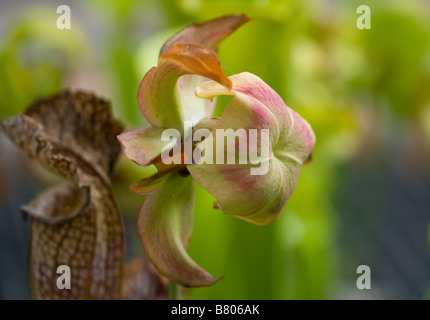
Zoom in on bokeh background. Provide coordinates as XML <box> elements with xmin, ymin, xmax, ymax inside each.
<box><xmin>1</xmin><ymin>0</ymin><xmax>430</xmax><ymax>299</ymax></box>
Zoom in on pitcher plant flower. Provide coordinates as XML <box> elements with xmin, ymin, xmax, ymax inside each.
<box><xmin>118</xmin><ymin>14</ymin><xmax>316</xmax><ymax>287</ymax></box>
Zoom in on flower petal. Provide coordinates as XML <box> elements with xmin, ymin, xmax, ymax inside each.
<box><xmin>188</xmin><ymin>72</ymin><xmax>315</xmax><ymax>226</ymax></box>
<box><xmin>138</xmin><ymin>43</ymin><xmax>231</xmax><ymax>131</ymax></box>
<box><xmin>138</xmin><ymin>14</ymin><xmax>249</xmax><ymax>132</ymax></box>
<box><xmin>138</xmin><ymin>172</ymin><xmax>220</xmax><ymax>287</ymax></box>
<box><xmin>117</xmin><ymin>127</ymin><xmax>168</xmax><ymax>167</ymax></box>
<box><xmin>156</xmin><ymin>14</ymin><xmax>249</xmax><ymax>128</ymax></box>
<box><xmin>196</xmin><ymin>72</ymin><xmax>316</xmax><ymax>163</ymax></box>
<box><xmin>160</xmin><ymin>14</ymin><xmax>250</xmax><ymax>54</ymax></box>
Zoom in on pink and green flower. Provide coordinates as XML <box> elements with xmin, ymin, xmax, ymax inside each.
<box><xmin>118</xmin><ymin>14</ymin><xmax>315</xmax><ymax>287</ymax></box>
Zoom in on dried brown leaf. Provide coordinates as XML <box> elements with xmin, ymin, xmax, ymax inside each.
<box><xmin>1</xmin><ymin>91</ymin><xmax>125</xmax><ymax>300</ymax></box>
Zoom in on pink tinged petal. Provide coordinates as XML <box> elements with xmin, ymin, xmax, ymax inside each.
<box><xmin>188</xmin><ymin>92</ymin><xmax>286</xmax><ymax>225</ymax></box>
<box><xmin>226</xmin><ymin>73</ymin><xmax>316</xmax><ymax>164</ymax></box>
<box><xmin>189</xmin><ymin>157</ymin><xmax>298</xmax><ymax>226</ymax></box>
<box><xmin>138</xmin><ymin>172</ymin><xmax>221</xmax><ymax>287</ymax></box>
<box><xmin>189</xmin><ymin>72</ymin><xmax>316</xmax><ymax>226</ymax></box>
<box><xmin>118</xmin><ymin>127</ymin><xmax>190</xmax><ymax>182</ymax></box>
<box><xmin>138</xmin><ymin>43</ymin><xmax>231</xmax><ymax>131</ymax></box>
<box><xmin>160</xmin><ymin>14</ymin><xmax>250</xmax><ymax>54</ymax></box>
<box><xmin>274</xmin><ymin>109</ymin><xmax>316</xmax><ymax>166</ymax></box>
<box><xmin>117</xmin><ymin>127</ymin><xmax>168</xmax><ymax>167</ymax></box>
<box><xmin>196</xmin><ymin>72</ymin><xmax>316</xmax><ymax>164</ymax></box>
<box><xmin>197</xmin><ymin>72</ymin><xmax>288</xmax><ymax>136</ymax></box>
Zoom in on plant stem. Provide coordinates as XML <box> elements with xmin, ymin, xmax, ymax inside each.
<box><xmin>168</xmin><ymin>281</ymin><xmax>181</xmax><ymax>300</ymax></box>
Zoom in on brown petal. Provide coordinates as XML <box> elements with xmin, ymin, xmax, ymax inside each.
<box><xmin>160</xmin><ymin>43</ymin><xmax>232</xmax><ymax>89</ymax></box>
<box><xmin>160</xmin><ymin>14</ymin><xmax>251</xmax><ymax>55</ymax></box>
<box><xmin>1</xmin><ymin>91</ymin><xmax>125</xmax><ymax>300</ymax></box>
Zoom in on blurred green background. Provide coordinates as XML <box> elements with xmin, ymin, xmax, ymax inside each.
<box><xmin>1</xmin><ymin>0</ymin><xmax>430</xmax><ymax>299</ymax></box>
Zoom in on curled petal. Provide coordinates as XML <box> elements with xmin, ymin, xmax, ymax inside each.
<box><xmin>188</xmin><ymin>72</ymin><xmax>315</xmax><ymax>225</ymax></box>
<box><xmin>196</xmin><ymin>72</ymin><xmax>315</xmax><ymax>163</ymax></box>
<box><xmin>138</xmin><ymin>43</ymin><xmax>231</xmax><ymax>131</ymax></box>
<box><xmin>158</xmin><ymin>13</ymin><xmax>249</xmax><ymax>127</ymax></box>
<box><xmin>137</xmin><ymin>14</ymin><xmax>249</xmax><ymax>136</ymax></box>
<box><xmin>138</xmin><ymin>172</ymin><xmax>220</xmax><ymax>287</ymax></box>
<box><xmin>160</xmin><ymin>14</ymin><xmax>250</xmax><ymax>54</ymax></box>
